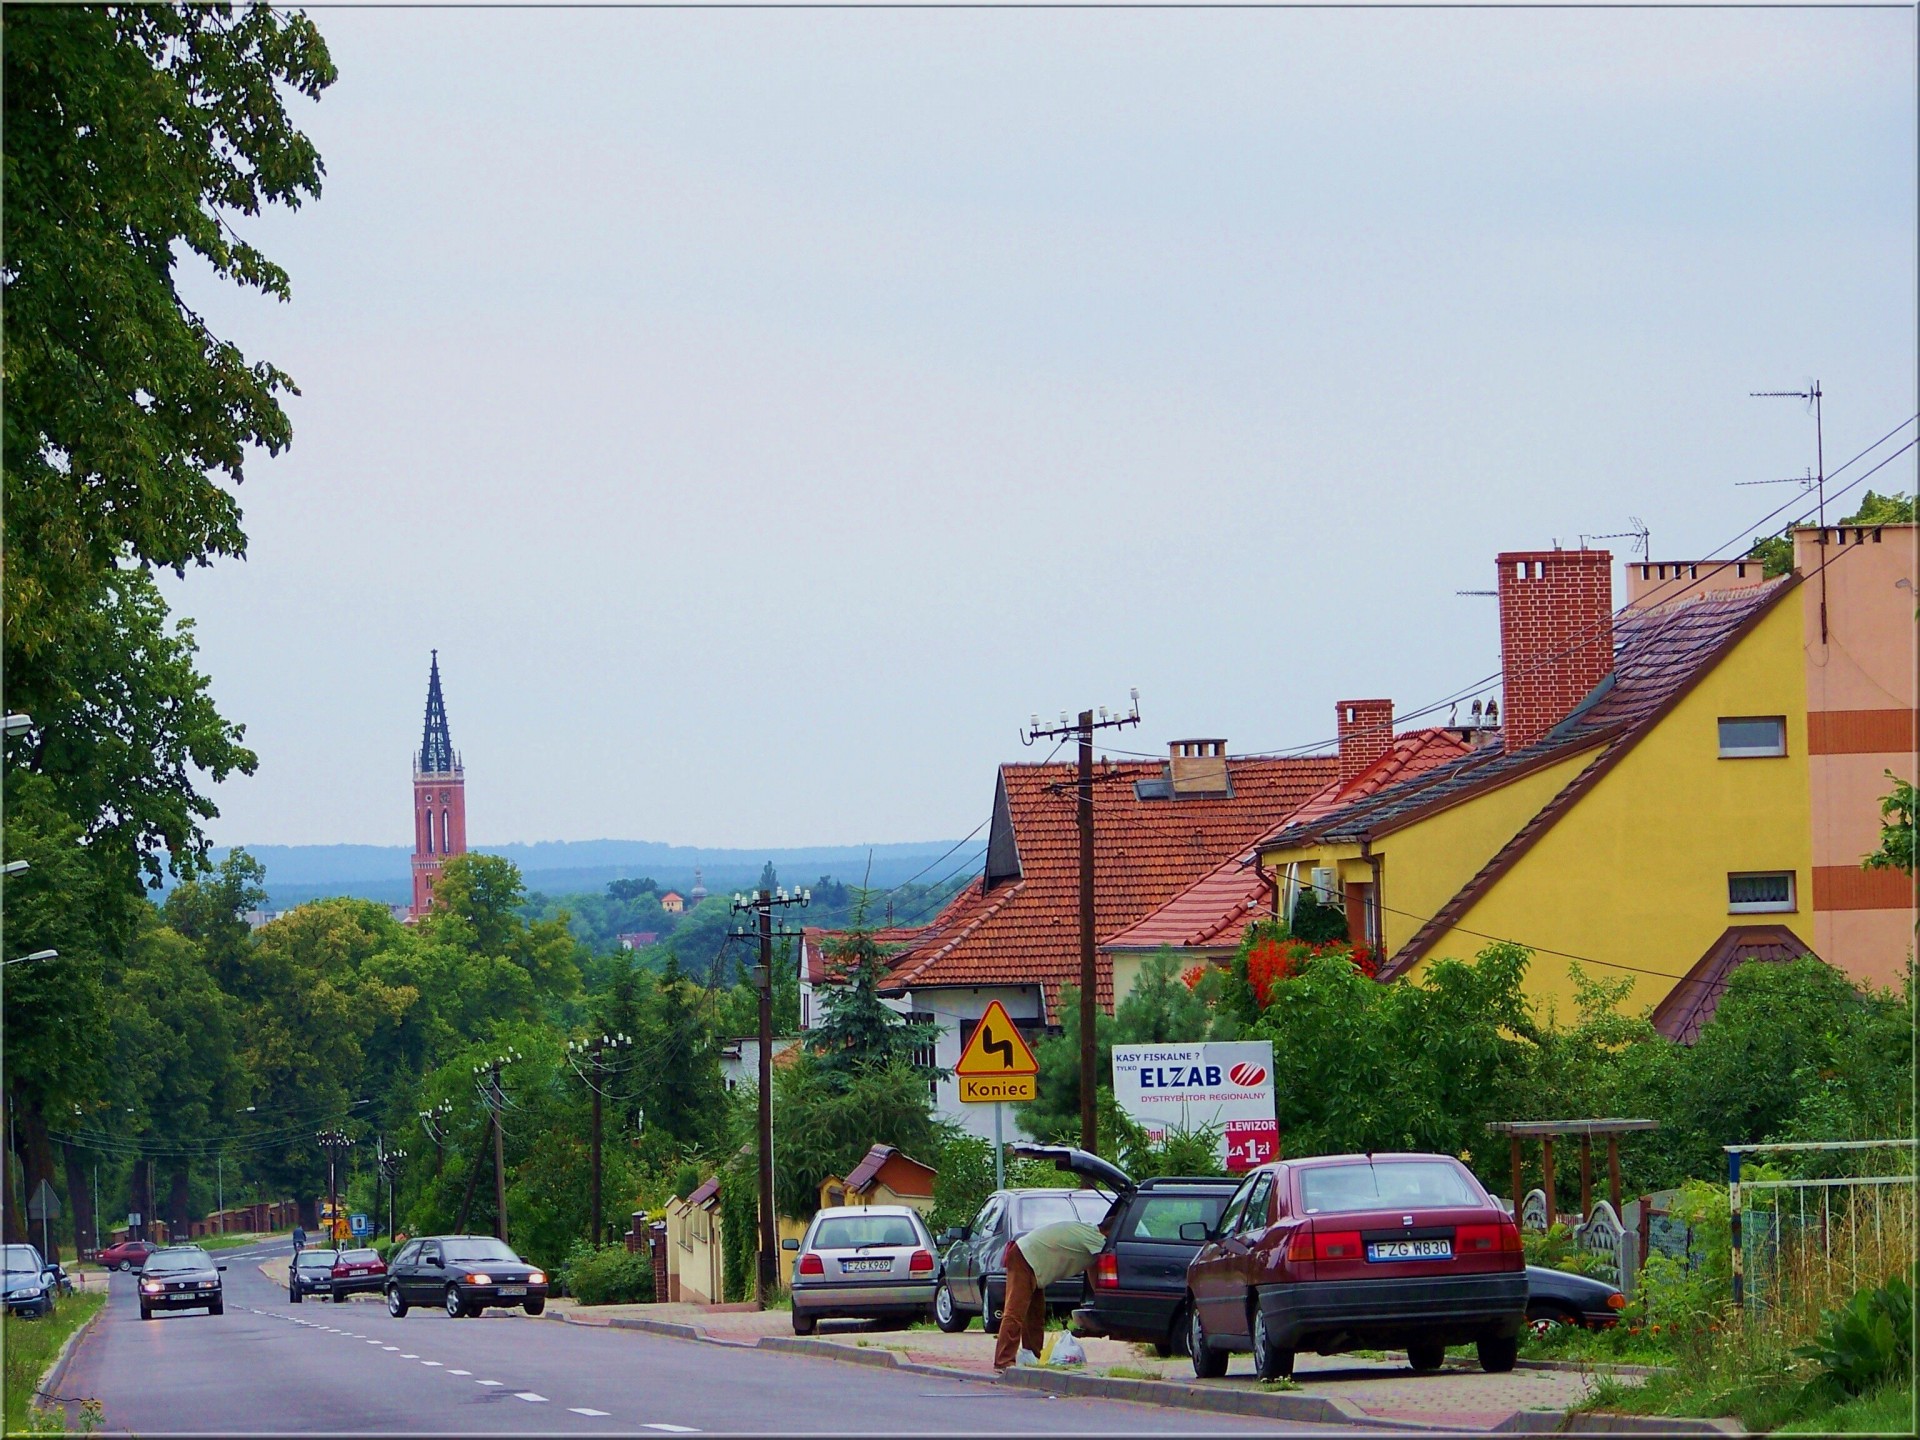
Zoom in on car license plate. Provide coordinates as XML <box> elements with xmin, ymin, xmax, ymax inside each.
<box><xmin>497</xmin><ymin>1285</ymin><xmax>527</xmax><ymax>1296</ymax></box>
<box><xmin>1367</xmin><ymin>1239</ymin><xmax>1452</xmax><ymax>1262</ymax></box>
<box><xmin>840</xmin><ymin>1259</ymin><xmax>890</xmax><ymax>1273</ymax></box>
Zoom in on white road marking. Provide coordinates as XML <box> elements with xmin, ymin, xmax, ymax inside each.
<box><xmin>448</xmin><ymin>1368</ymin><xmax>471</xmax><ymax>1375</ymax></box>
<box><xmin>476</xmin><ymin>1380</ymin><xmax>503</xmax><ymax>1387</ymax></box>
<box><xmin>514</xmin><ymin>1392</ymin><xmax>549</xmax><ymax>1403</ymax></box>
<box><xmin>401</xmin><ymin>1353</ymin><xmax>418</xmax><ymax>1358</ymax></box>
<box><xmin>420</xmin><ymin>1360</ymin><xmax>442</xmax><ymax>1367</ymax></box>
<box><xmin>569</xmin><ymin>1408</ymin><xmax>611</xmax><ymax>1417</ymax></box>
<box><xmin>643</xmin><ymin>1427</ymin><xmax>701</xmax><ymax>1434</ymax></box>
<box><xmin>382</xmin><ymin>1345</ymin><xmax>399</xmax><ymax>1351</ymax></box>
<box><xmin>366</xmin><ymin>1339</ymin><xmax>383</xmax><ymax>1345</ymax></box>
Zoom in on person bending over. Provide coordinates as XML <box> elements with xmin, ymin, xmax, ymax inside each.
<box><xmin>993</xmin><ymin>1218</ymin><xmax>1108</xmax><ymax>1372</ymax></box>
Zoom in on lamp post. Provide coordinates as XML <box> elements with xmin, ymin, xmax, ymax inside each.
<box><xmin>567</xmin><ymin>1032</ymin><xmax>632</xmax><ymax>1248</ymax></box>
<box><xmin>315</xmin><ymin>1130</ymin><xmax>353</xmax><ymax>1244</ymax></box>
<box><xmin>378</xmin><ymin>1147</ymin><xmax>407</xmax><ymax>1240</ymax></box>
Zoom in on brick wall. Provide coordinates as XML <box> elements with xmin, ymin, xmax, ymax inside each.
<box><xmin>1336</xmin><ymin>700</ymin><xmax>1394</xmax><ymax>784</ymax></box>
<box><xmin>1497</xmin><ymin>549</ymin><xmax>1614</xmax><ymax>753</ymax></box>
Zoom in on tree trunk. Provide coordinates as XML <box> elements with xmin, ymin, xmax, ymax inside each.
<box><xmin>167</xmin><ymin>1164</ymin><xmax>190</xmax><ymax>1239</ymax></box>
<box><xmin>63</xmin><ymin>1141</ymin><xmax>97</xmax><ymax>1258</ymax></box>
<box><xmin>15</xmin><ymin>1096</ymin><xmax>61</xmax><ymax>1260</ymax></box>
<box><xmin>131</xmin><ymin>1158</ymin><xmax>153</xmax><ymax>1241</ymax></box>
<box><xmin>297</xmin><ymin>1194</ymin><xmax>318</xmax><ymax>1230</ymax></box>
<box><xmin>1</xmin><ymin>1093</ymin><xmax>23</xmax><ymax>1244</ymax></box>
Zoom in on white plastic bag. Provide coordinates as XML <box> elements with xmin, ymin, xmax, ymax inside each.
<box><xmin>1048</xmin><ymin>1331</ymin><xmax>1088</xmax><ymax>1367</ymax></box>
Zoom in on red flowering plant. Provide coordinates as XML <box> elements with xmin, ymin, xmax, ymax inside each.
<box><xmin>1234</xmin><ymin>919</ymin><xmax>1376</xmax><ymax>1012</ymax></box>
<box><xmin>1180</xmin><ymin>963</ymin><xmax>1210</xmax><ymax>992</ymax></box>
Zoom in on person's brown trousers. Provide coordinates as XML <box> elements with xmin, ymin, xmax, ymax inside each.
<box><xmin>993</xmin><ymin>1242</ymin><xmax>1050</xmax><ymax>1370</ymax></box>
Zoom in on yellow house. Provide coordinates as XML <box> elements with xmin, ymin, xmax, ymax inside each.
<box><xmin>662</xmin><ymin>1177</ymin><xmax>724</xmax><ymax>1304</ymax></box>
<box><xmin>1258</xmin><ymin>544</ymin><xmax>1839</xmax><ymax>1030</ymax></box>
<box><xmin>816</xmin><ymin>1144</ymin><xmax>938</xmax><ymax>1217</ymax></box>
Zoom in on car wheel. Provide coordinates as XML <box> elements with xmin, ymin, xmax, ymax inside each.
<box><xmin>119</xmin><ymin>1260</ymin><xmax>132</xmax><ymax>1273</ymax></box>
<box><xmin>792</xmin><ymin>1310</ymin><xmax>817</xmax><ymax>1336</ymax></box>
<box><xmin>290</xmin><ymin>1286</ymin><xmax>302</xmax><ymax>1304</ymax></box>
<box><xmin>1188</xmin><ymin>1299</ymin><xmax>1228</xmax><ymax>1379</ymax></box>
<box><xmin>387</xmin><ymin>1286</ymin><xmax>408</xmax><ymax>1319</ymax></box>
<box><xmin>981</xmin><ymin>1283</ymin><xmax>1002</xmax><ymax>1335</ymax></box>
<box><xmin>933</xmin><ymin>1280</ymin><xmax>969</xmax><ymax>1333</ymax></box>
<box><xmin>331</xmin><ymin>1289</ymin><xmax>346</xmax><ymax>1303</ymax></box>
<box><xmin>1528</xmin><ymin>1303</ymin><xmax>1582</xmax><ymax>1337</ymax></box>
<box><xmin>139</xmin><ymin>1305</ymin><xmax>152</xmax><ymax>1321</ymax></box>
<box><xmin>522</xmin><ymin>1298</ymin><xmax>545</xmax><ymax>1317</ymax></box>
<box><xmin>1407</xmin><ymin>1339</ymin><xmax>1446</xmax><ymax>1372</ymax></box>
<box><xmin>209</xmin><ymin>1300</ymin><xmax>224</xmax><ymax>1317</ymax></box>
<box><xmin>1251</xmin><ymin>1307</ymin><xmax>1294</xmax><ymax>1380</ymax></box>
<box><xmin>1477</xmin><ymin>1334</ymin><xmax>1519</xmax><ymax>1374</ymax></box>
<box><xmin>444</xmin><ymin>1285</ymin><xmax>467</xmax><ymax>1319</ymax></box>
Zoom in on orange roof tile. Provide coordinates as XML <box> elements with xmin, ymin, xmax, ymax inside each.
<box><xmin>877</xmin><ymin>754</ymin><xmax>1337</xmax><ymax>1019</ymax></box>
<box><xmin>1102</xmin><ymin>729</ymin><xmax>1474</xmax><ymax>955</ymax></box>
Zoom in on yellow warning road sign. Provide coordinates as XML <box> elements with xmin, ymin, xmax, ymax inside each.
<box><xmin>954</xmin><ymin>1001</ymin><xmax>1039</xmax><ymax>1107</ymax></box>
<box><xmin>959</xmin><ymin>1073</ymin><xmax>1037</xmax><ymax>1104</ymax></box>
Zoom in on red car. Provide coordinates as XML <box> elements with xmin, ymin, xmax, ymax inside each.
<box><xmin>324</xmin><ymin>1247</ymin><xmax>388</xmax><ymax>1301</ymax></box>
<box><xmin>1183</xmin><ymin>1153</ymin><xmax>1526</xmax><ymax>1380</ymax></box>
<box><xmin>97</xmin><ymin>1239</ymin><xmax>157</xmax><ymax>1272</ymax></box>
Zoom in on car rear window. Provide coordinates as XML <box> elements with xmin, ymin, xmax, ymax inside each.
<box><xmin>1125</xmin><ymin>1192</ymin><xmax>1234</xmax><ymax>1241</ymax></box>
<box><xmin>1016</xmin><ymin>1194</ymin><xmax>1108</xmax><ymax>1231</ymax></box>
<box><xmin>812</xmin><ymin>1214</ymin><xmax>923</xmax><ymax>1250</ymax></box>
<box><xmin>338</xmin><ymin>1249</ymin><xmax>380</xmax><ymax>1264</ymax></box>
<box><xmin>1299</xmin><ymin>1161</ymin><xmax>1482</xmax><ymax>1214</ymax></box>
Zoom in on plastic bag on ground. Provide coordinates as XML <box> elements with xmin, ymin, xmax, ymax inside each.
<box><xmin>1049</xmin><ymin>1331</ymin><xmax>1087</xmax><ymax>1367</ymax></box>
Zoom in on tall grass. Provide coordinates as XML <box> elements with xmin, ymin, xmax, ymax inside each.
<box><xmin>1</xmin><ymin>1293</ymin><xmax>106</xmax><ymax>1435</ymax></box>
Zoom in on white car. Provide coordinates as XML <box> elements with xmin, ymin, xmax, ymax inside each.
<box><xmin>785</xmin><ymin>1205</ymin><xmax>937</xmax><ymax>1335</ymax></box>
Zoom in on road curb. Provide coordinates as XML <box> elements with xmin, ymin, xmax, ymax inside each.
<box><xmin>1513</xmin><ymin>1357</ymin><xmax>1674</xmax><ymax>1378</ymax></box>
<box><xmin>1491</xmin><ymin>1412</ymin><xmax>1746</xmax><ymax>1435</ymax></box>
<box><xmin>32</xmin><ymin>1293</ymin><xmax>107</xmax><ymax>1418</ymax></box>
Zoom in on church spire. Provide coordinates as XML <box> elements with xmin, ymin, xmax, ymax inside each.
<box><xmin>418</xmin><ymin>650</ymin><xmax>457</xmax><ymax>775</ymax></box>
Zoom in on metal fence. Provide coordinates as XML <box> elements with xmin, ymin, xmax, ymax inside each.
<box><xmin>1728</xmin><ymin>1138</ymin><xmax>1917</xmax><ymax>1314</ymax></box>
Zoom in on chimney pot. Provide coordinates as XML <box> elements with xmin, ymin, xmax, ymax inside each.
<box><xmin>1496</xmin><ymin>548</ymin><xmax>1612</xmax><ymax>752</ymax></box>
<box><xmin>1336</xmin><ymin>699</ymin><xmax>1394</xmax><ymax>784</ymax></box>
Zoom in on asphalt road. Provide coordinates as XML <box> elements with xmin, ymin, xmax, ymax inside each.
<box><xmin>57</xmin><ymin>1241</ymin><xmax>1357</xmax><ymax>1435</ymax></box>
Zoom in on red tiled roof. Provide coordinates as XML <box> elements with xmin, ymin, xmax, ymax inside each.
<box><xmin>1103</xmin><ymin>729</ymin><xmax>1474</xmax><ymax>955</ymax></box>
<box><xmin>878</xmin><ymin>755</ymin><xmax>1337</xmax><ymax>1018</ymax></box>
<box><xmin>800</xmin><ymin>925</ymin><xmax>933</xmax><ymax>986</ymax></box>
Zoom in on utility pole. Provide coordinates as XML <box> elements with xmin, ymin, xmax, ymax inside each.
<box><xmin>730</xmin><ymin>884</ymin><xmax>810</xmax><ymax>1307</ymax></box>
<box><xmin>419</xmin><ymin>1100</ymin><xmax>451</xmax><ymax>1178</ymax></box>
<box><xmin>568</xmin><ymin>1031</ymin><xmax>632</xmax><ymax>1247</ymax></box>
<box><xmin>315</xmin><ymin>1130</ymin><xmax>353</xmax><ymax>1246</ymax></box>
<box><xmin>378</xmin><ymin>1146</ymin><xmax>407</xmax><ymax>1240</ymax></box>
<box><xmin>1024</xmin><ymin>691</ymin><xmax>1142</xmax><ymax>1153</ymax></box>
<box><xmin>473</xmin><ymin>1049</ymin><xmax>519</xmax><ymax>1243</ymax></box>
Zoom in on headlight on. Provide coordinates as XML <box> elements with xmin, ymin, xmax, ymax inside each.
<box><xmin>464</xmin><ymin>1273</ymin><xmax>491</xmax><ymax>1286</ymax></box>
<box><xmin>141</xmin><ymin>1281</ymin><xmax>162</xmax><ymax>1294</ymax></box>
<box><xmin>527</xmin><ymin>1271</ymin><xmax>545</xmax><ymax>1285</ymax></box>
<box><xmin>200</xmin><ymin>1279</ymin><xmax>219</xmax><ymax>1288</ymax></box>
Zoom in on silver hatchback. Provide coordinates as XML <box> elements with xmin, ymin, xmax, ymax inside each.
<box><xmin>787</xmin><ymin>1205</ymin><xmax>937</xmax><ymax>1335</ymax></box>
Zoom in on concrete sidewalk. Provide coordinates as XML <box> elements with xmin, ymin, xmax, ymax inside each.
<box><xmin>533</xmin><ymin>1298</ymin><xmax>1710</xmax><ymax>1433</ymax></box>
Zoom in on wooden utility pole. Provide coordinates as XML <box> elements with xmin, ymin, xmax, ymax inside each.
<box><xmin>569</xmin><ymin>1031</ymin><xmax>632</xmax><ymax>1248</ymax></box>
<box><xmin>1024</xmin><ymin>693</ymin><xmax>1140</xmax><ymax>1153</ymax></box>
<box><xmin>730</xmin><ymin>885</ymin><xmax>809</xmax><ymax>1307</ymax></box>
<box><xmin>315</xmin><ymin>1130</ymin><xmax>352</xmax><ymax>1244</ymax></box>
<box><xmin>473</xmin><ymin>1049</ymin><xmax>519</xmax><ymax>1244</ymax></box>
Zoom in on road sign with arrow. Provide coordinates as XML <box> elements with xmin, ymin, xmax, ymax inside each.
<box><xmin>954</xmin><ymin>1000</ymin><xmax>1039</xmax><ymax>1103</ymax></box>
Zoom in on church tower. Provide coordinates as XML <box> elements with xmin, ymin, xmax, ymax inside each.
<box><xmin>409</xmin><ymin>651</ymin><xmax>468</xmax><ymax>918</ymax></box>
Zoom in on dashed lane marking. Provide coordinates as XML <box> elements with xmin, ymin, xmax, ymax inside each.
<box><xmin>382</xmin><ymin>1345</ymin><xmax>400</xmax><ymax>1351</ymax></box>
<box><xmin>643</xmin><ymin>1427</ymin><xmax>701</xmax><ymax>1434</ymax></box>
<box><xmin>448</xmin><ymin>1369</ymin><xmax>471</xmax><ymax>1375</ymax></box>
<box><xmin>476</xmin><ymin>1380</ymin><xmax>503</xmax><ymax>1387</ymax></box>
<box><xmin>568</xmin><ymin>1408</ymin><xmax>611</xmax><ymax>1417</ymax></box>
<box><xmin>421</xmin><ymin>1361</ymin><xmax>442</xmax><ymax>1367</ymax></box>
<box><xmin>514</xmin><ymin>1393</ymin><xmax>549</xmax><ymax>1403</ymax></box>
<box><xmin>401</xmin><ymin>1353</ymin><xmax>418</xmax><ymax>1358</ymax></box>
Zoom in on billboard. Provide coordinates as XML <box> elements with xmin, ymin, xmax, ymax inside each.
<box><xmin>1110</xmin><ymin>1040</ymin><xmax>1278</xmax><ymax>1172</ymax></box>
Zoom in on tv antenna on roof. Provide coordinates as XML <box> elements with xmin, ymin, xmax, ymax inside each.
<box><xmin>1580</xmin><ymin>517</ymin><xmax>1651</xmax><ymax>559</ymax></box>
<box><xmin>1751</xmin><ymin>380</ymin><xmax>1828</xmax><ymax>640</ymax></box>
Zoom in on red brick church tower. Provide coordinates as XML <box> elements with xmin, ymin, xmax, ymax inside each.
<box><xmin>409</xmin><ymin>651</ymin><xmax>468</xmax><ymax>918</ymax></box>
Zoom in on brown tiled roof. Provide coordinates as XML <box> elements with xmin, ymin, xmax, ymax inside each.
<box><xmin>1103</xmin><ymin>730</ymin><xmax>1474</xmax><ymax>955</ymax></box>
<box><xmin>1363</xmin><ymin>579</ymin><xmax>1798</xmax><ymax>978</ymax></box>
<box><xmin>684</xmin><ymin>1177</ymin><xmax>720</xmax><ymax>1209</ymax></box>
<box><xmin>1648</xmin><ymin>925</ymin><xmax>1814</xmax><ymax>1042</ymax></box>
<box><xmin>800</xmin><ymin>926</ymin><xmax>932</xmax><ymax>986</ymax></box>
<box><xmin>879</xmin><ymin>755</ymin><xmax>1337</xmax><ymax>1018</ymax></box>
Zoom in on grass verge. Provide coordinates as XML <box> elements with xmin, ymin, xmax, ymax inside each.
<box><xmin>193</xmin><ymin>1232</ymin><xmax>267</xmax><ymax>1252</ymax></box>
<box><xmin>1775</xmin><ymin>1381</ymin><xmax>1914</xmax><ymax>1435</ymax></box>
<box><xmin>2</xmin><ymin>1292</ymin><xmax>106</xmax><ymax>1435</ymax></box>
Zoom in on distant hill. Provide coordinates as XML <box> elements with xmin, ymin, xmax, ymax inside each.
<box><xmin>193</xmin><ymin>839</ymin><xmax>986</xmax><ymax>913</ymax></box>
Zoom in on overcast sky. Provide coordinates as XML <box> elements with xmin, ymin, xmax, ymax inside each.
<box><xmin>167</xmin><ymin>3</ymin><xmax>1917</xmax><ymax>850</ymax></box>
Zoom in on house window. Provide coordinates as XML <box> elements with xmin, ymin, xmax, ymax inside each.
<box><xmin>1728</xmin><ymin>872</ymin><xmax>1795</xmax><ymax>914</ymax></box>
<box><xmin>909</xmin><ymin>1012</ymin><xmax>938</xmax><ymax>1100</ymax></box>
<box><xmin>1718</xmin><ymin>717</ymin><xmax>1787</xmax><ymax>758</ymax></box>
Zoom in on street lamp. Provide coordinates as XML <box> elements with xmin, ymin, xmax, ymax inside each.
<box><xmin>2</xmin><ymin>949</ymin><xmax>57</xmax><ymax>967</ymax></box>
<box><xmin>315</xmin><ymin>1130</ymin><xmax>353</xmax><ymax>1242</ymax></box>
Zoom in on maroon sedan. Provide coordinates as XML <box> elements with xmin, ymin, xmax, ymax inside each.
<box><xmin>1183</xmin><ymin>1153</ymin><xmax>1526</xmax><ymax>1380</ymax></box>
<box><xmin>96</xmin><ymin>1239</ymin><xmax>157</xmax><ymax>1272</ymax></box>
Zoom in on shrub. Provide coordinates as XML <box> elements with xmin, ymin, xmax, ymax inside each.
<box><xmin>1797</xmin><ymin>1271</ymin><xmax>1914</xmax><ymax>1400</ymax></box>
<box><xmin>559</xmin><ymin>1240</ymin><xmax>655</xmax><ymax>1306</ymax></box>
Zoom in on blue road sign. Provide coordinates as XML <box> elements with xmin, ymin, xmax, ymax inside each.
<box><xmin>350</xmin><ymin>1213</ymin><xmax>370</xmax><ymax>1237</ymax></box>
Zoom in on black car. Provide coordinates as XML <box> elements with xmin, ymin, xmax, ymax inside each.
<box><xmin>137</xmin><ymin>1245</ymin><xmax>226</xmax><ymax>1319</ymax></box>
<box><xmin>4</xmin><ymin>1244</ymin><xmax>56</xmax><ymax>1318</ymax></box>
<box><xmin>933</xmin><ymin>1182</ymin><xmax>1112</xmax><ymax>1334</ymax></box>
<box><xmin>289</xmin><ymin>1248</ymin><xmax>336</xmax><ymax>1302</ymax></box>
<box><xmin>383</xmin><ymin>1234</ymin><xmax>548</xmax><ymax>1318</ymax></box>
<box><xmin>1012</xmin><ymin>1150</ymin><xmax>1242</xmax><ymax>1357</ymax></box>
<box><xmin>1525</xmin><ymin>1264</ymin><xmax>1625</xmax><ymax>1331</ymax></box>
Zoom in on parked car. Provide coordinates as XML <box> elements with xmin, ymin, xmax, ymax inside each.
<box><xmin>97</xmin><ymin>1238</ymin><xmax>156</xmax><ymax>1272</ymax></box>
<box><xmin>933</xmin><ymin>1184</ymin><xmax>1113</xmax><ymax>1334</ymax></box>
<box><xmin>785</xmin><ymin>1205</ymin><xmax>938</xmax><ymax>1335</ymax></box>
<box><xmin>323</xmin><ymin>1247</ymin><xmax>388</xmax><ymax>1302</ymax></box>
<box><xmin>1006</xmin><ymin>1145</ymin><xmax>1242</xmax><ymax>1357</ymax></box>
<box><xmin>383</xmin><ymin>1234</ymin><xmax>547</xmax><ymax>1319</ymax></box>
<box><xmin>1526</xmin><ymin>1264</ymin><xmax>1625</xmax><ymax>1331</ymax></box>
<box><xmin>136</xmin><ymin>1245</ymin><xmax>226</xmax><ymax>1320</ymax></box>
<box><xmin>289</xmin><ymin>1248</ymin><xmax>338</xmax><ymax>1302</ymax></box>
<box><xmin>3</xmin><ymin>1244</ymin><xmax>55</xmax><ymax>1318</ymax></box>
<box><xmin>1184</xmin><ymin>1153</ymin><xmax>1527</xmax><ymax>1380</ymax></box>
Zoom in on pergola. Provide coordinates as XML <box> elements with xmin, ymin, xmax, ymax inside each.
<box><xmin>1485</xmin><ymin>1119</ymin><xmax>1659</xmax><ymax>1223</ymax></box>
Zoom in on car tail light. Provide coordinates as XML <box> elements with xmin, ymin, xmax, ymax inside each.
<box><xmin>797</xmin><ymin>1253</ymin><xmax>824</xmax><ymax>1276</ymax></box>
<box><xmin>1607</xmin><ymin>1292</ymin><xmax>1626</xmax><ymax>1310</ymax></box>
<box><xmin>1313</xmin><ymin>1230</ymin><xmax>1364</xmax><ymax>1261</ymax></box>
<box><xmin>908</xmin><ymin>1250</ymin><xmax>935</xmax><ymax>1275</ymax></box>
<box><xmin>1286</xmin><ymin>1229</ymin><xmax>1314</xmax><ymax>1263</ymax></box>
<box><xmin>1456</xmin><ymin>1221</ymin><xmax>1523</xmax><ymax>1253</ymax></box>
<box><xmin>1092</xmin><ymin>1252</ymin><xmax>1118</xmax><ymax>1289</ymax></box>
<box><xmin>331</xmin><ymin>1265</ymin><xmax>350</xmax><ymax>1277</ymax></box>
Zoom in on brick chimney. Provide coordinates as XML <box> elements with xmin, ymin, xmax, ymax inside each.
<box><xmin>1336</xmin><ymin>699</ymin><xmax>1394</xmax><ymax>784</ymax></box>
<box><xmin>1498</xmin><ymin>548</ymin><xmax>1614</xmax><ymax>753</ymax></box>
<box><xmin>1168</xmin><ymin>739</ymin><xmax>1229</xmax><ymax>796</ymax></box>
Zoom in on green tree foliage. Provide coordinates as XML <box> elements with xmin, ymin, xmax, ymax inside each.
<box><xmin>1750</xmin><ymin>489</ymin><xmax>1914</xmax><ymax>578</ymax></box>
<box><xmin>807</xmin><ymin>928</ymin><xmax>935</xmax><ymax>1081</ymax></box>
<box><xmin>1861</xmin><ymin>773</ymin><xmax>1914</xmax><ymax>875</ymax></box>
<box><xmin>768</xmin><ymin>1056</ymin><xmax>949</xmax><ymax>1219</ymax></box>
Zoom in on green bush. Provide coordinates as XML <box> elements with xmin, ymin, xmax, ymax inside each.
<box><xmin>559</xmin><ymin>1240</ymin><xmax>655</xmax><ymax>1306</ymax></box>
<box><xmin>1798</xmin><ymin>1271</ymin><xmax>1914</xmax><ymax>1400</ymax></box>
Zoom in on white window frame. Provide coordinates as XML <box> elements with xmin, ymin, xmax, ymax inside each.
<box><xmin>1718</xmin><ymin>716</ymin><xmax>1788</xmax><ymax>759</ymax></box>
<box><xmin>1728</xmin><ymin>871</ymin><xmax>1796</xmax><ymax>914</ymax></box>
